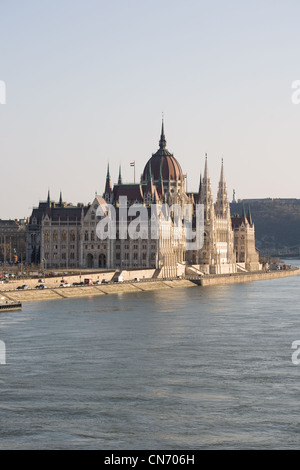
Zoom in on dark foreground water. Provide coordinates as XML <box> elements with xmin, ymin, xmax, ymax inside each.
<box><xmin>1</xmin><ymin>264</ymin><xmax>300</xmax><ymax>449</ymax></box>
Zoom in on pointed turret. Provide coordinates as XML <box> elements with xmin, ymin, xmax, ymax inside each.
<box><xmin>59</xmin><ymin>190</ymin><xmax>63</xmax><ymax>206</ymax></box>
<box><xmin>199</xmin><ymin>154</ymin><xmax>213</xmax><ymax>209</ymax></box>
<box><xmin>197</xmin><ymin>172</ymin><xmax>202</xmax><ymax>203</ymax></box>
<box><xmin>159</xmin><ymin>118</ymin><xmax>167</xmax><ymax>150</ymax></box>
<box><xmin>242</xmin><ymin>204</ymin><xmax>248</xmax><ymax>224</ymax></box>
<box><xmin>199</xmin><ymin>172</ymin><xmax>202</xmax><ymax>193</ymax></box>
<box><xmin>198</xmin><ymin>154</ymin><xmax>216</xmax><ymax>267</ymax></box>
<box><xmin>47</xmin><ymin>189</ymin><xmax>51</xmax><ymax>206</ymax></box>
<box><xmin>215</xmin><ymin>158</ymin><xmax>229</xmax><ymax>218</ymax></box>
<box><xmin>118</xmin><ymin>165</ymin><xmax>122</xmax><ymax>185</ymax></box>
<box><xmin>203</xmin><ymin>153</ymin><xmax>209</xmax><ymax>180</ymax></box>
<box><xmin>104</xmin><ymin>163</ymin><xmax>112</xmax><ymax>198</ymax></box>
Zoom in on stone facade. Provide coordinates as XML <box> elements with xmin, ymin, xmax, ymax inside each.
<box><xmin>0</xmin><ymin>219</ymin><xmax>27</xmax><ymax>263</ymax></box>
<box><xmin>26</xmin><ymin>121</ymin><xmax>261</xmax><ymax>274</ymax></box>
<box><xmin>232</xmin><ymin>207</ymin><xmax>261</xmax><ymax>271</ymax></box>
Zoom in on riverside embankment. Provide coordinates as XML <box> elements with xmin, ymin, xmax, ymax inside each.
<box><xmin>197</xmin><ymin>267</ymin><xmax>300</xmax><ymax>286</ymax></box>
<box><xmin>1</xmin><ymin>267</ymin><xmax>299</xmax><ymax>303</ymax></box>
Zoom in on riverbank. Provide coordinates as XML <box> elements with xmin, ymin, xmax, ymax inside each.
<box><xmin>1</xmin><ymin>268</ymin><xmax>299</xmax><ymax>303</ymax></box>
<box><xmin>197</xmin><ymin>267</ymin><xmax>300</xmax><ymax>286</ymax></box>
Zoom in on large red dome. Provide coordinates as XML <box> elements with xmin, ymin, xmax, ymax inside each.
<box><xmin>142</xmin><ymin>122</ymin><xmax>184</xmax><ymax>182</ymax></box>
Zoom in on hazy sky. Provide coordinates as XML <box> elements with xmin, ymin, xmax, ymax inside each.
<box><xmin>1</xmin><ymin>0</ymin><xmax>300</xmax><ymax>219</ymax></box>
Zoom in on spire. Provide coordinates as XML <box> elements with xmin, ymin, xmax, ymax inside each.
<box><xmin>59</xmin><ymin>190</ymin><xmax>63</xmax><ymax>206</ymax></box>
<box><xmin>215</xmin><ymin>158</ymin><xmax>229</xmax><ymax>218</ymax></box>
<box><xmin>47</xmin><ymin>189</ymin><xmax>51</xmax><ymax>206</ymax></box>
<box><xmin>104</xmin><ymin>163</ymin><xmax>112</xmax><ymax>196</ymax></box>
<box><xmin>199</xmin><ymin>172</ymin><xmax>202</xmax><ymax>193</ymax></box>
<box><xmin>203</xmin><ymin>153</ymin><xmax>209</xmax><ymax>180</ymax></box>
<box><xmin>220</xmin><ymin>158</ymin><xmax>225</xmax><ymax>184</ymax></box>
<box><xmin>118</xmin><ymin>165</ymin><xmax>122</xmax><ymax>185</ymax></box>
<box><xmin>159</xmin><ymin>117</ymin><xmax>167</xmax><ymax>150</ymax></box>
<box><xmin>198</xmin><ymin>172</ymin><xmax>202</xmax><ymax>203</ymax></box>
<box><xmin>199</xmin><ymin>154</ymin><xmax>214</xmax><ymax>210</ymax></box>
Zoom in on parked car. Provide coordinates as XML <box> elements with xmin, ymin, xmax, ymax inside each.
<box><xmin>59</xmin><ymin>283</ymin><xmax>70</xmax><ymax>288</ymax></box>
<box><xmin>93</xmin><ymin>280</ymin><xmax>101</xmax><ymax>285</ymax></box>
<box><xmin>17</xmin><ymin>285</ymin><xmax>29</xmax><ymax>290</ymax></box>
<box><xmin>133</xmin><ymin>277</ymin><xmax>140</xmax><ymax>282</ymax></box>
<box><xmin>38</xmin><ymin>279</ymin><xmax>45</xmax><ymax>283</ymax></box>
<box><xmin>35</xmin><ymin>284</ymin><xmax>47</xmax><ymax>289</ymax></box>
<box><xmin>101</xmin><ymin>279</ymin><xmax>108</xmax><ymax>284</ymax></box>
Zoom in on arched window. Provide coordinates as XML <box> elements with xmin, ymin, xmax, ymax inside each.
<box><xmin>99</xmin><ymin>253</ymin><xmax>106</xmax><ymax>268</ymax></box>
<box><xmin>86</xmin><ymin>253</ymin><xmax>93</xmax><ymax>268</ymax></box>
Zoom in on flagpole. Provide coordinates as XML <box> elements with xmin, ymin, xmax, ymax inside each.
<box><xmin>130</xmin><ymin>161</ymin><xmax>136</xmax><ymax>183</ymax></box>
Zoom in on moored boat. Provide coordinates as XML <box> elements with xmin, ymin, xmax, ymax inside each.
<box><xmin>0</xmin><ymin>301</ymin><xmax>22</xmax><ymax>311</ymax></box>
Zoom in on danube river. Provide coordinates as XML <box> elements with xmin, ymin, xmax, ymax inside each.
<box><xmin>1</xmin><ymin>262</ymin><xmax>300</xmax><ymax>450</ymax></box>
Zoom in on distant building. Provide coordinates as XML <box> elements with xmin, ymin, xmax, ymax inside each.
<box><xmin>26</xmin><ymin>190</ymin><xmax>89</xmax><ymax>267</ymax></box>
<box><xmin>26</xmin><ymin>121</ymin><xmax>261</xmax><ymax>274</ymax></box>
<box><xmin>0</xmin><ymin>219</ymin><xmax>27</xmax><ymax>263</ymax></box>
<box><xmin>231</xmin><ymin>207</ymin><xmax>261</xmax><ymax>271</ymax></box>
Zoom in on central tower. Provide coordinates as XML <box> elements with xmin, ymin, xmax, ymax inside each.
<box><xmin>141</xmin><ymin>120</ymin><xmax>186</xmax><ymax>202</ymax></box>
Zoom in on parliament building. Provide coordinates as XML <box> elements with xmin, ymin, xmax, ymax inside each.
<box><xmin>26</xmin><ymin>121</ymin><xmax>261</xmax><ymax>276</ymax></box>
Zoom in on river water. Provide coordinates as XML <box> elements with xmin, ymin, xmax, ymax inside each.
<box><xmin>1</xmin><ymin>262</ymin><xmax>300</xmax><ymax>449</ymax></box>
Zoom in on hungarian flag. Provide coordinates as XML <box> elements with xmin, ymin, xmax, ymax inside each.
<box><xmin>130</xmin><ymin>161</ymin><xmax>135</xmax><ymax>167</ymax></box>
<box><xmin>183</xmin><ymin>174</ymin><xmax>187</xmax><ymax>178</ymax></box>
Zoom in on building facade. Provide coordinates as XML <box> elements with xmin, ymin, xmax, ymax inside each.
<box><xmin>0</xmin><ymin>219</ymin><xmax>27</xmax><ymax>263</ymax></box>
<box><xmin>26</xmin><ymin>121</ymin><xmax>261</xmax><ymax>274</ymax></box>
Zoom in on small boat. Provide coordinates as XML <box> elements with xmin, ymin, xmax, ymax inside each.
<box><xmin>0</xmin><ymin>301</ymin><xmax>22</xmax><ymax>311</ymax></box>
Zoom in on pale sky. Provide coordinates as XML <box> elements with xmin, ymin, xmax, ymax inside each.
<box><xmin>1</xmin><ymin>0</ymin><xmax>300</xmax><ymax>219</ymax></box>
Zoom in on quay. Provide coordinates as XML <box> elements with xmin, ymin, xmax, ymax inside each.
<box><xmin>0</xmin><ymin>267</ymin><xmax>299</xmax><ymax>304</ymax></box>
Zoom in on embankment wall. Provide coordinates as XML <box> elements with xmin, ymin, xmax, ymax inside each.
<box><xmin>1</xmin><ymin>269</ymin><xmax>299</xmax><ymax>303</ymax></box>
